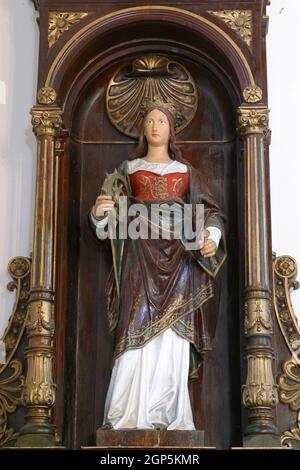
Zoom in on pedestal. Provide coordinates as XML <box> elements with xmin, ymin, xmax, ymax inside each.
<box><xmin>96</xmin><ymin>429</ymin><xmax>204</xmax><ymax>448</ymax></box>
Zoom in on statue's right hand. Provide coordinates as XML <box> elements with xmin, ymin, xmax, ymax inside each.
<box><xmin>92</xmin><ymin>194</ymin><xmax>115</xmax><ymax>219</ymax></box>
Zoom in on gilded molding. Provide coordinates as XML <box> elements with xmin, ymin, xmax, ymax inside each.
<box><xmin>238</xmin><ymin>107</ymin><xmax>269</xmax><ymax>136</ymax></box>
<box><xmin>243</xmin><ymin>85</ymin><xmax>263</xmax><ymax>103</ymax></box>
<box><xmin>208</xmin><ymin>10</ymin><xmax>252</xmax><ymax>48</ymax></box>
<box><xmin>48</xmin><ymin>12</ymin><xmax>88</xmax><ymax>48</ymax></box>
<box><xmin>31</xmin><ymin>107</ymin><xmax>63</xmax><ymax>137</ymax></box>
<box><xmin>279</xmin><ymin>359</ymin><xmax>300</xmax><ymax>447</ymax></box>
<box><xmin>45</xmin><ymin>6</ymin><xmax>255</xmax><ymax>87</ymax></box>
<box><xmin>244</xmin><ymin>298</ymin><xmax>273</xmax><ymax>336</ymax></box>
<box><xmin>0</xmin><ymin>360</ymin><xmax>24</xmax><ymax>446</ymax></box>
<box><xmin>37</xmin><ymin>87</ymin><xmax>57</xmax><ymax>105</ymax></box>
<box><xmin>243</xmin><ymin>354</ymin><xmax>278</xmax><ymax>408</ymax></box>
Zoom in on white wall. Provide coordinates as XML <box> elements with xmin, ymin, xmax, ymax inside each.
<box><xmin>0</xmin><ymin>0</ymin><xmax>299</xmax><ymax>336</ymax></box>
<box><xmin>267</xmin><ymin>0</ymin><xmax>300</xmax><ymax>316</ymax></box>
<box><xmin>0</xmin><ymin>0</ymin><xmax>38</xmax><ymax>336</ymax></box>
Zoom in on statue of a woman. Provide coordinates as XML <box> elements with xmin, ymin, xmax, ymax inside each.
<box><xmin>89</xmin><ymin>97</ymin><xmax>227</xmax><ymax>430</ymax></box>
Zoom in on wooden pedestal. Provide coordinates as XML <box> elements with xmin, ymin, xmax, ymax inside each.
<box><xmin>96</xmin><ymin>429</ymin><xmax>204</xmax><ymax>448</ymax></box>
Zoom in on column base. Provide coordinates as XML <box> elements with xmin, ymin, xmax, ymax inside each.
<box><xmin>14</xmin><ymin>423</ymin><xmax>56</xmax><ymax>447</ymax></box>
<box><xmin>243</xmin><ymin>433</ymin><xmax>282</xmax><ymax>448</ymax></box>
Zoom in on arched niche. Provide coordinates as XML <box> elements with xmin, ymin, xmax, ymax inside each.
<box><xmin>53</xmin><ymin>11</ymin><xmax>246</xmax><ymax>449</ymax></box>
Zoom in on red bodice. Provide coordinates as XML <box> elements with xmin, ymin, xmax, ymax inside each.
<box><xmin>129</xmin><ymin>169</ymin><xmax>189</xmax><ymax>201</ymax></box>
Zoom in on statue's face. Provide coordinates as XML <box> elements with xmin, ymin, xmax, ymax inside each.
<box><xmin>143</xmin><ymin>109</ymin><xmax>170</xmax><ymax>147</ymax></box>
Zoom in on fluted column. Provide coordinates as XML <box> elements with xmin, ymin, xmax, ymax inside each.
<box><xmin>238</xmin><ymin>106</ymin><xmax>280</xmax><ymax>447</ymax></box>
<box><xmin>16</xmin><ymin>107</ymin><xmax>63</xmax><ymax>446</ymax></box>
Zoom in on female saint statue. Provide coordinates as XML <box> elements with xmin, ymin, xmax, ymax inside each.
<box><xmin>89</xmin><ymin>96</ymin><xmax>226</xmax><ymax>430</ymax></box>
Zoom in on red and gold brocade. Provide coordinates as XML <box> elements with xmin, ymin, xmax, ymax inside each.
<box><xmin>129</xmin><ymin>169</ymin><xmax>189</xmax><ymax>200</ymax></box>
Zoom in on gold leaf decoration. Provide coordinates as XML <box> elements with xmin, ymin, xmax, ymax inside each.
<box><xmin>279</xmin><ymin>359</ymin><xmax>300</xmax><ymax>447</ymax></box>
<box><xmin>208</xmin><ymin>10</ymin><xmax>252</xmax><ymax>48</ymax></box>
<box><xmin>106</xmin><ymin>55</ymin><xmax>198</xmax><ymax>138</ymax></box>
<box><xmin>37</xmin><ymin>87</ymin><xmax>57</xmax><ymax>105</ymax></box>
<box><xmin>0</xmin><ymin>360</ymin><xmax>24</xmax><ymax>447</ymax></box>
<box><xmin>243</xmin><ymin>85</ymin><xmax>263</xmax><ymax>103</ymax></box>
<box><xmin>48</xmin><ymin>12</ymin><xmax>88</xmax><ymax>48</ymax></box>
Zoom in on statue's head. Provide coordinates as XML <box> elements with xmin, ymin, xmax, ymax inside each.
<box><xmin>143</xmin><ymin>107</ymin><xmax>173</xmax><ymax>148</ymax></box>
<box><xmin>129</xmin><ymin>104</ymin><xmax>182</xmax><ymax>161</ymax></box>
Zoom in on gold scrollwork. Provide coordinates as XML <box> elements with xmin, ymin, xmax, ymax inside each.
<box><xmin>274</xmin><ymin>255</ymin><xmax>300</xmax><ymax>446</ymax></box>
<box><xmin>273</xmin><ymin>255</ymin><xmax>300</xmax><ymax>358</ymax></box>
<box><xmin>208</xmin><ymin>10</ymin><xmax>252</xmax><ymax>48</ymax></box>
<box><xmin>243</xmin><ymin>85</ymin><xmax>263</xmax><ymax>103</ymax></box>
<box><xmin>37</xmin><ymin>87</ymin><xmax>57</xmax><ymax>105</ymax></box>
<box><xmin>1</xmin><ymin>257</ymin><xmax>31</xmax><ymax>375</ymax></box>
<box><xmin>48</xmin><ymin>12</ymin><xmax>88</xmax><ymax>48</ymax></box>
<box><xmin>106</xmin><ymin>55</ymin><xmax>198</xmax><ymax>138</ymax></box>
<box><xmin>279</xmin><ymin>359</ymin><xmax>300</xmax><ymax>447</ymax></box>
<box><xmin>0</xmin><ymin>360</ymin><xmax>24</xmax><ymax>447</ymax></box>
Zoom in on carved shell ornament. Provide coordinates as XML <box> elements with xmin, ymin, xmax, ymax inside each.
<box><xmin>106</xmin><ymin>56</ymin><xmax>198</xmax><ymax>138</ymax></box>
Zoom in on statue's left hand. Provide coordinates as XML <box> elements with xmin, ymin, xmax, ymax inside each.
<box><xmin>200</xmin><ymin>239</ymin><xmax>217</xmax><ymax>257</ymax></box>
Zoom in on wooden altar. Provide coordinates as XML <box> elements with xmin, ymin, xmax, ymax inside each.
<box><xmin>1</xmin><ymin>0</ymin><xmax>300</xmax><ymax>451</ymax></box>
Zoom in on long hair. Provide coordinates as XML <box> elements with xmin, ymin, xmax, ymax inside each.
<box><xmin>128</xmin><ymin>107</ymin><xmax>189</xmax><ymax>165</ymax></box>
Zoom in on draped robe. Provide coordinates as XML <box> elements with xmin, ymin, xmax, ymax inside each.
<box><xmin>89</xmin><ymin>158</ymin><xmax>227</xmax><ymax>429</ymax></box>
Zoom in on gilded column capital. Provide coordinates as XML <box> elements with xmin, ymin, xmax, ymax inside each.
<box><xmin>237</xmin><ymin>106</ymin><xmax>269</xmax><ymax>136</ymax></box>
<box><xmin>31</xmin><ymin>107</ymin><xmax>63</xmax><ymax>137</ymax></box>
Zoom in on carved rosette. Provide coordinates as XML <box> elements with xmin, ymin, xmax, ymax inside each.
<box><xmin>37</xmin><ymin>87</ymin><xmax>57</xmax><ymax>105</ymax></box>
<box><xmin>243</xmin><ymin>354</ymin><xmax>278</xmax><ymax>408</ymax></box>
<box><xmin>208</xmin><ymin>10</ymin><xmax>252</xmax><ymax>48</ymax></box>
<box><xmin>244</xmin><ymin>298</ymin><xmax>273</xmax><ymax>336</ymax></box>
<box><xmin>48</xmin><ymin>12</ymin><xmax>88</xmax><ymax>48</ymax></box>
<box><xmin>31</xmin><ymin>108</ymin><xmax>63</xmax><ymax>137</ymax></box>
<box><xmin>243</xmin><ymin>85</ymin><xmax>263</xmax><ymax>104</ymax></box>
<box><xmin>238</xmin><ymin>107</ymin><xmax>269</xmax><ymax>136</ymax></box>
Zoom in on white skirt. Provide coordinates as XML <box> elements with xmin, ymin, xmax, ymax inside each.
<box><xmin>102</xmin><ymin>328</ymin><xmax>195</xmax><ymax>430</ymax></box>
